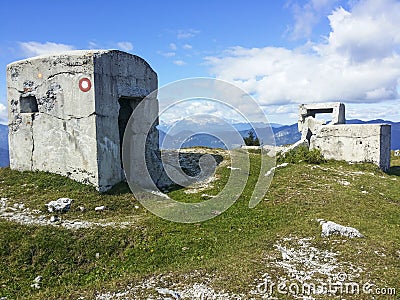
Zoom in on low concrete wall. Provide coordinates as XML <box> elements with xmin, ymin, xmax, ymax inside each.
<box><xmin>310</xmin><ymin>124</ymin><xmax>391</xmax><ymax>171</ymax></box>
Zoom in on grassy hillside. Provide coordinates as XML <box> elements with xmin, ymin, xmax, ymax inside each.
<box><xmin>0</xmin><ymin>150</ymin><xmax>399</xmax><ymax>299</ymax></box>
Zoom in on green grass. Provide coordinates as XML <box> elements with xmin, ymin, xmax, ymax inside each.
<box><xmin>0</xmin><ymin>150</ymin><xmax>399</xmax><ymax>299</ymax></box>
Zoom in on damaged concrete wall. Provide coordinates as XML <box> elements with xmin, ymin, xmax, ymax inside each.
<box><xmin>297</xmin><ymin>102</ymin><xmax>391</xmax><ymax>171</ymax></box>
<box><xmin>310</xmin><ymin>124</ymin><xmax>391</xmax><ymax>171</ymax></box>
<box><xmin>298</xmin><ymin>102</ymin><xmax>345</xmax><ymax>133</ymax></box>
<box><xmin>92</xmin><ymin>51</ymin><xmax>158</xmax><ymax>191</ymax></box>
<box><xmin>7</xmin><ymin>50</ymin><xmax>159</xmax><ymax>192</ymax></box>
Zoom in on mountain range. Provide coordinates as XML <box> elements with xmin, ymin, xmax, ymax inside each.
<box><xmin>0</xmin><ymin>119</ymin><xmax>398</xmax><ymax>167</ymax></box>
<box><xmin>159</xmin><ymin>119</ymin><xmax>400</xmax><ymax>150</ymax></box>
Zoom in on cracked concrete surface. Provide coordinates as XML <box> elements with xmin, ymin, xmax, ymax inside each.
<box><xmin>7</xmin><ymin>50</ymin><xmax>160</xmax><ymax>192</ymax></box>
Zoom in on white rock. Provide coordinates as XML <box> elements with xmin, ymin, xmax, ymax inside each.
<box><xmin>338</xmin><ymin>180</ymin><xmax>350</xmax><ymax>186</ymax></box>
<box><xmin>49</xmin><ymin>216</ymin><xmax>59</xmax><ymax>223</ymax></box>
<box><xmin>95</xmin><ymin>206</ymin><xmax>106</xmax><ymax>211</ymax></box>
<box><xmin>227</xmin><ymin>166</ymin><xmax>241</xmax><ymax>170</ymax></box>
<box><xmin>46</xmin><ymin>198</ymin><xmax>73</xmax><ymax>213</ymax></box>
<box><xmin>265</xmin><ymin>163</ymin><xmax>289</xmax><ymax>177</ymax></box>
<box><xmin>30</xmin><ymin>283</ymin><xmax>40</xmax><ymax>289</ymax></box>
<box><xmin>30</xmin><ymin>275</ymin><xmax>42</xmax><ymax>289</ymax></box>
<box><xmin>156</xmin><ymin>287</ymin><xmax>181</xmax><ymax>299</ymax></box>
<box><xmin>319</xmin><ymin>220</ymin><xmax>364</xmax><ymax>238</ymax></box>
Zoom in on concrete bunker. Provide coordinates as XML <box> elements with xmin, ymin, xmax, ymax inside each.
<box><xmin>296</xmin><ymin>102</ymin><xmax>391</xmax><ymax>171</ymax></box>
<box><xmin>7</xmin><ymin>50</ymin><xmax>160</xmax><ymax>192</ymax></box>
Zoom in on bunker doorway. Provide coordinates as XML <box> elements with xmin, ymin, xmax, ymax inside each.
<box><xmin>118</xmin><ymin>97</ymin><xmax>142</xmax><ymax>167</ymax></box>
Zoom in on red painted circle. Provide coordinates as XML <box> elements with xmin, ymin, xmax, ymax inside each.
<box><xmin>79</xmin><ymin>77</ymin><xmax>92</xmax><ymax>92</ymax></box>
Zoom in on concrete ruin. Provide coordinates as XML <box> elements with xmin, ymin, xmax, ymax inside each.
<box><xmin>297</xmin><ymin>102</ymin><xmax>391</xmax><ymax>171</ymax></box>
<box><xmin>7</xmin><ymin>50</ymin><xmax>160</xmax><ymax>192</ymax></box>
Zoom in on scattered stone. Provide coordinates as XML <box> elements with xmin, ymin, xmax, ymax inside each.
<box><xmin>201</xmin><ymin>194</ymin><xmax>216</xmax><ymax>198</ymax></box>
<box><xmin>227</xmin><ymin>166</ymin><xmax>241</xmax><ymax>170</ymax></box>
<box><xmin>211</xmin><ymin>210</ymin><xmax>221</xmax><ymax>216</ymax></box>
<box><xmin>78</xmin><ymin>206</ymin><xmax>85</xmax><ymax>212</ymax></box>
<box><xmin>45</xmin><ymin>198</ymin><xmax>73</xmax><ymax>213</ymax></box>
<box><xmin>147</xmin><ymin>190</ymin><xmax>169</xmax><ymax>198</ymax></box>
<box><xmin>249</xmin><ymin>236</ymin><xmax>364</xmax><ymax>298</ymax></box>
<box><xmin>13</xmin><ymin>203</ymin><xmax>24</xmax><ymax>209</ymax></box>
<box><xmin>0</xmin><ymin>198</ymin><xmax>7</xmax><ymax>209</ymax></box>
<box><xmin>95</xmin><ymin>253</ymin><xmax>100</xmax><ymax>259</ymax></box>
<box><xmin>156</xmin><ymin>287</ymin><xmax>181</xmax><ymax>299</ymax></box>
<box><xmin>338</xmin><ymin>179</ymin><xmax>351</xmax><ymax>186</ymax></box>
<box><xmin>134</xmin><ymin>205</ymin><xmax>140</xmax><ymax>209</ymax></box>
<box><xmin>264</xmin><ymin>163</ymin><xmax>289</xmax><ymax>177</ymax></box>
<box><xmin>394</xmin><ymin>149</ymin><xmax>400</xmax><ymax>156</ymax></box>
<box><xmin>95</xmin><ymin>206</ymin><xmax>106</xmax><ymax>211</ymax></box>
<box><xmin>49</xmin><ymin>215</ymin><xmax>59</xmax><ymax>223</ymax></box>
<box><xmin>318</xmin><ymin>219</ymin><xmax>364</xmax><ymax>238</ymax></box>
<box><xmin>374</xmin><ymin>250</ymin><xmax>386</xmax><ymax>257</ymax></box>
<box><xmin>30</xmin><ymin>276</ymin><xmax>42</xmax><ymax>289</ymax></box>
<box><xmin>0</xmin><ymin>200</ymin><xmax>135</xmax><ymax>230</ymax></box>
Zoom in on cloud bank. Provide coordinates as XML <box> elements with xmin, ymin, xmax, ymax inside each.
<box><xmin>205</xmin><ymin>0</ymin><xmax>400</xmax><ymax>107</ymax></box>
<box><xmin>0</xmin><ymin>103</ymin><xmax>7</xmax><ymax>125</ymax></box>
<box><xmin>19</xmin><ymin>41</ymin><xmax>75</xmax><ymax>57</ymax></box>
<box><xmin>116</xmin><ymin>41</ymin><xmax>133</xmax><ymax>52</ymax></box>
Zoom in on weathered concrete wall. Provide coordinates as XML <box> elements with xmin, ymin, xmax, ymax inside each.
<box><xmin>310</xmin><ymin>124</ymin><xmax>391</xmax><ymax>171</ymax></box>
<box><xmin>298</xmin><ymin>102</ymin><xmax>345</xmax><ymax>133</ymax></box>
<box><xmin>296</xmin><ymin>102</ymin><xmax>391</xmax><ymax>171</ymax></box>
<box><xmin>7</xmin><ymin>52</ymin><xmax>98</xmax><ymax>186</ymax></box>
<box><xmin>93</xmin><ymin>51</ymin><xmax>158</xmax><ymax>190</ymax></box>
<box><xmin>7</xmin><ymin>50</ymin><xmax>159</xmax><ymax>192</ymax></box>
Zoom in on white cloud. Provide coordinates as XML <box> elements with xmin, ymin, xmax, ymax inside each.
<box><xmin>116</xmin><ymin>41</ymin><xmax>133</xmax><ymax>52</ymax></box>
<box><xmin>19</xmin><ymin>41</ymin><xmax>75</xmax><ymax>57</ymax></box>
<box><xmin>159</xmin><ymin>99</ymin><xmax>250</xmax><ymax>126</ymax></box>
<box><xmin>346</xmin><ymin>99</ymin><xmax>400</xmax><ymax>121</ymax></box>
<box><xmin>183</xmin><ymin>44</ymin><xmax>193</xmax><ymax>50</ymax></box>
<box><xmin>162</xmin><ymin>51</ymin><xmax>176</xmax><ymax>57</ymax></box>
<box><xmin>206</xmin><ymin>0</ymin><xmax>400</xmax><ymax>107</ymax></box>
<box><xmin>287</xmin><ymin>0</ymin><xmax>339</xmax><ymax>39</ymax></box>
<box><xmin>177</xmin><ymin>29</ymin><xmax>200</xmax><ymax>39</ymax></box>
<box><xmin>169</xmin><ymin>43</ymin><xmax>177</xmax><ymax>50</ymax></box>
<box><xmin>323</xmin><ymin>2</ymin><xmax>400</xmax><ymax>62</ymax></box>
<box><xmin>88</xmin><ymin>41</ymin><xmax>100</xmax><ymax>49</ymax></box>
<box><xmin>173</xmin><ymin>60</ymin><xmax>186</xmax><ymax>66</ymax></box>
<box><xmin>0</xmin><ymin>103</ymin><xmax>7</xmax><ymax>125</ymax></box>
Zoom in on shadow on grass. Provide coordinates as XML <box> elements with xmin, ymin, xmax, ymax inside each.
<box><xmin>159</xmin><ymin>152</ymin><xmax>224</xmax><ymax>193</ymax></box>
<box><xmin>106</xmin><ymin>182</ymin><xmax>131</xmax><ymax>195</ymax></box>
<box><xmin>107</xmin><ymin>153</ymin><xmax>225</xmax><ymax>195</ymax></box>
<box><xmin>388</xmin><ymin>166</ymin><xmax>400</xmax><ymax>176</ymax></box>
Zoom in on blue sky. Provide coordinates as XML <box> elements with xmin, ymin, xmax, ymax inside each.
<box><xmin>1</xmin><ymin>0</ymin><xmax>400</xmax><ymax>125</ymax></box>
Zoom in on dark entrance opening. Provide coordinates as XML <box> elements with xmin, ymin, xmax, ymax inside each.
<box><xmin>20</xmin><ymin>95</ymin><xmax>39</xmax><ymax>113</ymax></box>
<box><xmin>118</xmin><ymin>97</ymin><xmax>142</xmax><ymax>167</ymax></box>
